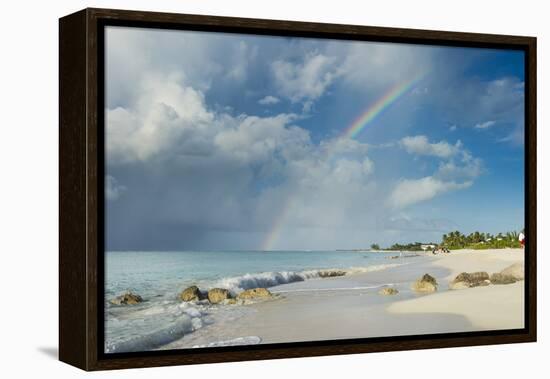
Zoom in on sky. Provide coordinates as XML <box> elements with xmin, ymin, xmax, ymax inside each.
<box><xmin>104</xmin><ymin>26</ymin><xmax>525</xmax><ymax>251</ymax></box>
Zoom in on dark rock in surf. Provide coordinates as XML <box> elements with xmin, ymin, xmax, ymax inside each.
<box><xmin>207</xmin><ymin>288</ymin><xmax>232</xmax><ymax>304</ymax></box>
<box><xmin>236</xmin><ymin>288</ymin><xmax>272</xmax><ymax>300</ymax></box>
<box><xmin>110</xmin><ymin>291</ymin><xmax>143</xmax><ymax>305</ymax></box>
<box><xmin>319</xmin><ymin>270</ymin><xmax>347</xmax><ymax>278</ymax></box>
<box><xmin>180</xmin><ymin>285</ymin><xmax>204</xmax><ymax>301</ymax></box>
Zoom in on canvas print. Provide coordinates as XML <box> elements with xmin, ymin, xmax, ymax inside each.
<box><xmin>104</xmin><ymin>26</ymin><xmax>526</xmax><ymax>354</ymax></box>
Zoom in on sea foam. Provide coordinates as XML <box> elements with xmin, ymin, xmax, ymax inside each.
<box><xmin>211</xmin><ymin>263</ymin><xmax>400</xmax><ymax>294</ymax></box>
<box><xmin>105</xmin><ymin>302</ymin><xmax>206</xmax><ymax>353</ymax></box>
<box><xmin>192</xmin><ymin>336</ymin><xmax>262</xmax><ymax>348</ymax></box>
<box><xmin>105</xmin><ymin>315</ymin><xmax>195</xmax><ymax>353</ymax></box>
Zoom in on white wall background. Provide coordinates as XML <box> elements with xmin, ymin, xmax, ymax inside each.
<box><xmin>0</xmin><ymin>0</ymin><xmax>547</xmax><ymax>377</ymax></box>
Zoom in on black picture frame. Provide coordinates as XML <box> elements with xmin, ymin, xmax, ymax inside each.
<box><xmin>59</xmin><ymin>8</ymin><xmax>537</xmax><ymax>371</ymax></box>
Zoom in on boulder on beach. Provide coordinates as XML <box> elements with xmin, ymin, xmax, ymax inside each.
<box><xmin>236</xmin><ymin>288</ymin><xmax>272</xmax><ymax>300</ymax></box>
<box><xmin>449</xmin><ymin>272</ymin><xmax>490</xmax><ymax>290</ymax></box>
<box><xmin>411</xmin><ymin>274</ymin><xmax>438</xmax><ymax>293</ymax></box>
<box><xmin>319</xmin><ymin>270</ymin><xmax>347</xmax><ymax>278</ymax></box>
<box><xmin>110</xmin><ymin>291</ymin><xmax>143</xmax><ymax>305</ymax></box>
<box><xmin>379</xmin><ymin>287</ymin><xmax>399</xmax><ymax>296</ymax></box>
<box><xmin>207</xmin><ymin>288</ymin><xmax>232</xmax><ymax>304</ymax></box>
<box><xmin>499</xmin><ymin>263</ymin><xmax>524</xmax><ymax>281</ymax></box>
<box><xmin>180</xmin><ymin>285</ymin><xmax>204</xmax><ymax>302</ymax></box>
<box><xmin>490</xmin><ymin>273</ymin><xmax>517</xmax><ymax>285</ymax></box>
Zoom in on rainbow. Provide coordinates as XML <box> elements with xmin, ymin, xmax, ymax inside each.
<box><xmin>341</xmin><ymin>72</ymin><xmax>426</xmax><ymax>140</ymax></box>
<box><xmin>261</xmin><ymin>73</ymin><xmax>426</xmax><ymax>251</ymax></box>
<box><xmin>262</xmin><ymin>196</ymin><xmax>296</xmax><ymax>251</ymax></box>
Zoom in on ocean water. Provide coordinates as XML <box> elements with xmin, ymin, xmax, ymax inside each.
<box><xmin>105</xmin><ymin>250</ymin><xmax>400</xmax><ymax>353</ymax></box>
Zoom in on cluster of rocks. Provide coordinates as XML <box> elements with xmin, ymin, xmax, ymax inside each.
<box><xmin>449</xmin><ymin>262</ymin><xmax>524</xmax><ymax>289</ymax></box>
<box><xmin>180</xmin><ymin>286</ymin><xmax>273</xmax><ymax>305</ymax></box>
<box><xmin>378</xmin><ymin>273</ymin><xmax>438</xmax><ymax>297</ymax></box>
<box><xmin>380</xmin><ymin>262</ymin><xmax>524</xmax><ymax>297</ymax></box>
<box><xmin>110</xmin><ymin>286</ymin><xmax>274</xmax><ymax>306</ymax></box>
<box><xmin>318</xmin><ymin>270</ymin><xmax>347</xmax><ymax>278</ymax></box>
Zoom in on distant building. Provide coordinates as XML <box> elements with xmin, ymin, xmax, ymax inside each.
<box><xmin>421</xmin><ymin>244</ymin><xmax>436</xmax><ymax>251</ymax></box>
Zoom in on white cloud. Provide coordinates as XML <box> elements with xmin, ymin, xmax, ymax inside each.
<box><xmin>214</xmin><ymin>113</ymin><xmax>308</xmax><ymax>165</ymax></box>
<box><xmin>332</xmin><ymin>158</ymin><xmax>374</xmax><ymax>183</ymax></box>
<box><xmin>225</xmin><ymin>41</ymin><xmax>258</xmax><ymax>82</ymax></box>
<box><xmin>321</xmin><ymin>137</ymin><xmax>370</xmax><ymax>156</ymax></box>
<box><xmin>436</xmin><ymin>154</ymin><xmax>483</xmax><ymax>181</ymax></box>
<box><xmin>105</xmin><ymin>65</ymin><xmax>381</xmax><ymax>239</ymax></box>
<box><xmin>105</xmin><ymin>175</ymin><xmax>126</xmax><ymax>201</ymax></box>
<box><xmin>258</xmin><ymin>95</ymin><xmax>280</xmax><ymax>105</ymax></box>
<box><xmin>498</xmin><ymin>128</ymin><xmax>525</xmax><ymax>146</ymax></box>
<box><xmin>333</xmin><ymin>41</ymin><xmax>433</xmax><ymax>92</ymax></box>
<box><xmin>105</xmin><ymin>27</ymin><xmax>264</xmax><ymax>110</ymax></box>
<box><xmin>272</xmin><ymin>53</ymin><xmax>340</xmax><ymax>106</ymax></box>
<box><xmin>393</xmin><ymin>135</ymin><xmax>483</xmax><ymax>208</ymax></box>
<box><xmin>400</xmin><ymin>135</ymin><xmax>461</xmax><ymax>158</ymax></box>
<box><xmin>474</xmin><ymin>120</ymin><xmax>496</xmax><ymax>129</ymax></box>
<box><xmin>449</xmin><ymin>125</ymin><xmax>457</xmax><ymax>132</ymax></box>
<box><xmin>481</xmin><ymin>78</ymin><xmax>524</xmax><ymax>116</ymax></box>
<box><xmin>105</xmin><ymin>66</ymin><xmax>483</xmax><ymax>246</ymax></box>
<box><xmin>390</xmin><ymin>176</ymin><xmax>472</xmax><ymax>209</ymax></box>
<box><xmin>106</xmin><ymin>72</ymin><xmax>214</xmax><ymax>164</ymax></box>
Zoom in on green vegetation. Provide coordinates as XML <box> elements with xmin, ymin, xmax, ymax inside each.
<box><xmin>374</xmin><ymin>229</ymin><xmax>524</xmax><ymax>251</ymax></box>
<box><xmin>441</xmin><ymin>230</ymin><xmax>523</xmax><ymax>250</ymax></box>
<box><xmin>378</xmin><ymin>242</ymin><xmax>436</xmax><ymax>251</ymax></box>
<box><xmin>387</xmin><ymin>242</ymin><xmax>426</xmax><ymax>251</ymax></box>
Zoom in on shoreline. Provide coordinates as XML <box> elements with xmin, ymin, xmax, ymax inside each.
<box><xmin>161</xmin><ymin>248</ymin><xmax>524</xmax><ymax>349</ymax></box>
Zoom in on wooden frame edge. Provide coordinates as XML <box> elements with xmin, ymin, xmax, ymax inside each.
<box><xmin>59</xmin><ymin>9</ymin><xmax>88</xmax><ymax>370</ymax></box>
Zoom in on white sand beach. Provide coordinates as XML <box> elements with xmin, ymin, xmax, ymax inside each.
<box><xmin>389</xmin><ymin>249</ymin><xmax>524</xmax><ymax>330</ymax></box>
<box><xmin>163</xmin><ymin>248</ymin><xmax>525</xmax><ymax>349</ymax></box>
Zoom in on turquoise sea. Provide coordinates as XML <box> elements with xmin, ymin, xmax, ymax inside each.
<box><xmin>105</xmin><ymin>250</ymin><xmax>399</xmax><ymax>353</ymax></box>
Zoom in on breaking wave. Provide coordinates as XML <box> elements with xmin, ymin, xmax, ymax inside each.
<box><xmin>211</xmin><ymin>263</ymin><xmax>400</xmax><ymax>294</ymax></box>
<box><xmin>105</xmin><ymin>302</ymin><xmax>206</xmax><ymax>353</ymax></box>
